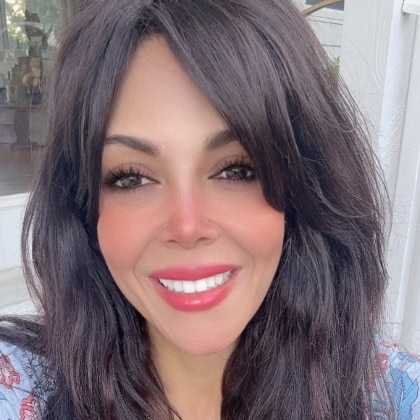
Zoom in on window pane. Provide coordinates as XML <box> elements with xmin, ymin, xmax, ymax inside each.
<box><xmin>0</xmin><ymin>0</ymin><xmax>83</xmax><ymax>196</ymax></box>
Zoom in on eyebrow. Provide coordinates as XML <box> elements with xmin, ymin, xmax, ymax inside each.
<box><xmin>104</xmin><ymin>129</ymin><xmax>236</xmax><ymax>155</ymax></box>
<box><xmin>104</xmin><ymin>135</ymin><xmax>160</xmax><ymax>155</ymax></box>
<box><xmin>206</xmin><ymin>129</ymin><xmax>236</xmax><ymax>150</ymax></box>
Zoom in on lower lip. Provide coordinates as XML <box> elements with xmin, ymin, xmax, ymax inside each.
<box><xmin>152</xmin><ymin>271</ymin><xmax>237</xmax><ymax>312</ymax></box>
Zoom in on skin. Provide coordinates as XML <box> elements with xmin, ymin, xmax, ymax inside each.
<box><xmin>97</xmin><ymin>37</ymin><xmax>285</xmax><ymax>418</ymax></box>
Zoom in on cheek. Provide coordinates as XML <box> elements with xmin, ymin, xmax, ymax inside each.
<box><xmin>223</xmin><ymin>194</ymin><xmax>285</xmax><ymax>262</ymax></box>
<box><xmin>252</xmin><ymin>209</ymin><xmax>285</xmax><ymax>260</ymax></box>
<box><xmin>97</xmin><ymin>203</ymin><xmax>147</xmax><ymax>273</ymax></box>
<box><xmin>248</xmin><ymin>209</ymin><xmax>285</xmax><ymax>294</ymax></box>
<box><xmin>244</xmin><ymin>205</ymin><xmax>285</xmax><ymax>303</ymax></box>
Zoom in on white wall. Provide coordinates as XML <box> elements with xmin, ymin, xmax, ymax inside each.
<box><xmin>0</xmin><ymin>193</ymin><xmax>26</xmax><ymax>270</ymax></box>
<box><xmin>0</xmin><ymin>193</ymin><xmax>35</xmax><ymax>314</ymax></box>
<box><xmin>294</xmin><ymin>0</ymin><xmax>344</xmax><ymax>60</ymax></box>
<box><xmin>306</xmin><ymin>9</ymin><xmax>344</xmax><ymax>60</ymax></box>
<box><xmin>388</xmin><ymin>9</ymin><xmax>420</xmax><ymax>350</ymax></box>
<box><xmin>0</xmin><ymin>266</ymin><xmax>35</xmax><ymax>315</ymax></box>
<box><xmin>340</xmin><ymin>0</ymin><xmax>420</xmax><ymax>350</ymax></box>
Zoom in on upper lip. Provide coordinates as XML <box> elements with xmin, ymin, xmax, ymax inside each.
<box><xmin>150</xmin><ymin>264</ymin><xmax>238</xmax><ymax>281</ymax></box>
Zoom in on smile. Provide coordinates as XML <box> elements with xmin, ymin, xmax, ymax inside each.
<box><xmin>151</xmin><ymin>265</ymin><xmax>238</xmax><ymax>311</ymax></box>
<box><xmin>157</xmin><ymin>270</ymin><xmax>233</xmax><ymax>294</ymax></box>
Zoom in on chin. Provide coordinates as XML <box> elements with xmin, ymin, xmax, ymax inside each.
<box><xmin>182</xmin><ymin>336</ymin><xmax>238</xmax><ymax>357</ymax></box>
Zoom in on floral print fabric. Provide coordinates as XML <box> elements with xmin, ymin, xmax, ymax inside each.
<box><xmin>1</xmin><ymin>339</ymin><xmax>419</xmax><ymax>419</ymax></box>
<box><xmin>0</xmin><ymin>341</ymin><xmax>52</xmax><ymax>420</ymax></box>
<box><xmin>372</xmin><ymin>341</ymin><xmax>420</xmax><ymax>419</ymax></box>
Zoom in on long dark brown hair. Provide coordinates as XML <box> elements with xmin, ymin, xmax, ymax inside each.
<box><xmin>1</xmin><ymin>0</ymin><xmax>392</xmax><ymax>418</ymax></box>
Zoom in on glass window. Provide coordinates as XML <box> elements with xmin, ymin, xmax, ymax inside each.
<box><xmin>0</xmin><ymin>0</ymin><xmax>85</xmax><ymax>196</ymax></box>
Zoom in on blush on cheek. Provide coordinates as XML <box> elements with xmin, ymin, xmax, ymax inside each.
<box><xmin>97</xmin><ymin>207</ymin><xmax>140</xmax><ymax>272</ymax></box>
<box><xmin>260</xmin><ymin>213</ymin><xmax>285</xmax><ymax>251</ymax></box>
<box><xmin>240</xmin><ymin>206</ymin><xmax>285</xmax><ymax>255</ymax></box>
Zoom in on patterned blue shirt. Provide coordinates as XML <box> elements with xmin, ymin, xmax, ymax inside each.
<box><xmin>372</xmin><ymin>341</ymin><xmax>420</xmax><ymax>419</ymax></box>
<box><xmin>1</xmin><ymin>339</ymin><xmax>419</xmax><ymax>419</ymax></box>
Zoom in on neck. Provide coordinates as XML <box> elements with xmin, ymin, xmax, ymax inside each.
<box><xmin>150</xmin><ymin>331</ymin><xmax>235</xmax><ymax>420</ymax></box>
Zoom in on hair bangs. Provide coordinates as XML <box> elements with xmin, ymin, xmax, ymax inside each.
<box><xmin>143</xmin><ymin>0</ymin><xmax>301</xmax><ymax>211</ymax></box>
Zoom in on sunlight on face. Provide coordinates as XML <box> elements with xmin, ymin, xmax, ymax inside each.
<box><xmin>97</xmin><ymin>37</ymin><xmax>285</xmax><ymax>357</ymax></box>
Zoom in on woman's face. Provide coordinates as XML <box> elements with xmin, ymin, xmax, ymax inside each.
<box><xmin>98</xmin><ymin>37</ymin><xmax>285</xmax><ymax>356</ymax></box>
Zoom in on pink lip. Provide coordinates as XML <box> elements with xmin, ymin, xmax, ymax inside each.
<box><xmin>150</xmin><ymin>265</ymin><xmax>238</xmax><ymax>312</ymax></box>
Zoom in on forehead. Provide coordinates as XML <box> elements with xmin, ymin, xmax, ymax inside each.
<box><xmin>106</xmin><ymin>36</ymin><xmax>228</xmax><ymax>147</ymax></box>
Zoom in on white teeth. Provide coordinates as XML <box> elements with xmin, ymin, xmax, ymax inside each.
<box><xmin>183</xmin><ymin>281</ymin><xmax>195</xmax><ymax>294</ymax></box>
<box><xmin>195</xmin><ymin>279</ymin><xmax>208</xmax><ymax>292</ymax></box>
<box><xmin>158</xmin><ymin>270</ymin><xmax>233</xmax><ymax>294</ymax></box>
<box><xmin>174</xmin><ymin>281</ymin><xmax>183</xmax><ymax>292</ymax></box>
<box><xmin>206</xmin><ymin>276</ymin><xmax>216</xmax><ymax>288</ymax></box>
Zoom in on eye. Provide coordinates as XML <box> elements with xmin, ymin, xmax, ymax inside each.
<box><xmin>103</xmin><ymin>167</ymin><xmax>155</xmax><ymax>190</ymax></box>
<box><xmin>214</xmin><ymin>159</ymin><xmax>257</xmax><ymax>183</ymax></box>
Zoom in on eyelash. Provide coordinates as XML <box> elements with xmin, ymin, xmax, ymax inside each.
<box><xmin>102</xmin><ymin>166</ymin><xmax>153</xmax><ymax>191</ymax></box>
<box><xmin>212</xmin><ymin>157</ymin><xmax>257</xmax><ymax>184</ymax></box>
<box><xmin>102</xmin><ymin>157</ymin><xmax>257</xmax><ymax>192</ymax></box>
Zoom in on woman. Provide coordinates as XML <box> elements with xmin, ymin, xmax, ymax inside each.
<box><xmin>1</xmin><ymin>0</ymin><xmax>419</xmax><ymax>418</ymax></box>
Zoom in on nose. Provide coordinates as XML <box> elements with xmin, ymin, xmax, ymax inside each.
<box><xmin>158</xmin><ymin>187</ymin><xmax>219</xmax><ymax>248</ymax></box>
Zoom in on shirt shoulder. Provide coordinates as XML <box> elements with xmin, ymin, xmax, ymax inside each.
<box><xmin>0</xmin><ymin>340</ymin><xmax>52</xmax><ymax>419</ymax></box>
<box><xmin>372</xmin><ymin>340</ymin><xmax>420</xmax><ymax>419</ymax></box>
